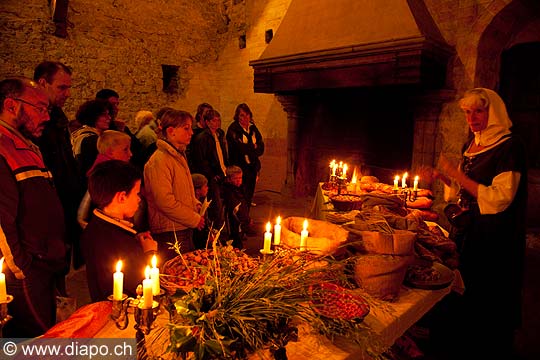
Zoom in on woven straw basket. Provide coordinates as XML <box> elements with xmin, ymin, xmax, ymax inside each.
<box><xmin>354</xmin><ymin>254</ymin><xmax>413</xmax><ymax>301</ymax></box>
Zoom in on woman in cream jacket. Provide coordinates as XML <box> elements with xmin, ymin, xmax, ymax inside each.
<box><xmin>144</xmin><ymin>109</ymin><xmax>205</xmax><ymax>261</ymax></box>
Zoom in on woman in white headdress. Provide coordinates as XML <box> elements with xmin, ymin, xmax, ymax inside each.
<box><xmin>433</xmin><ymin>88</ymin><xmax>527</xmax><ymax>357</ymax></box>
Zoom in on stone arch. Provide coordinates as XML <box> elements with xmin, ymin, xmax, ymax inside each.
<box><xmin>475</xmin><ymin>0</ymin><xmax>540</xmax><ymax>89</ymax></box>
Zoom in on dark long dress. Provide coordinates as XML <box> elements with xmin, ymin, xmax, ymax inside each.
<box><xmin>454</xmin><ymin>134</ymin><xmax>527</xmax><ymax>356</ymax></box>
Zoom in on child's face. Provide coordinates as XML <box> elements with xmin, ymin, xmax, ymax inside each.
<box><xmin>229</xmin><ymin>173</ymin><xmax>242</xmax><ymax>187</ymax></box>
<box><xmin>109</xmin><ymin>140</ymin><xmax>132</xmax><ymax>162</ymax></box>
<box><xmin>123</xmin><ymin>180</ymin><xmax>141</xmax><ymax>219</ymax></box>
<box><xmin>195</xmin><ymin>184</ymin><xmax>209</xmax><ymax>199</ymax></box>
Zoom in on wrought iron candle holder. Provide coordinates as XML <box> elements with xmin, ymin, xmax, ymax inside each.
<box><xmin>336</xmin><ymin>177</ymin><xmax>348</xmax><ymax>195</ymax></box>
<box><xmin>0</xmin><ymin>295</ymin><xmax>13</xmax><ymax>338</ymax></box>
<box><xmin>400</xmin><ymin>187</ymin><xmax>418</xmax><ymax>203</ymax></box>
<box><xmin>109</xmin><ymin>291</ymin><xmax>160</xmax><ymax>359</ymax></box>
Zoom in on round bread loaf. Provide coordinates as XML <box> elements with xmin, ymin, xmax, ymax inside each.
<box><xmin>360</xmin><ymin>175</ymin><xmax>379</xmax><ymax>183</ymax></box>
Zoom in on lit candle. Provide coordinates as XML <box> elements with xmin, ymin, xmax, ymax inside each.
<box><xmin>300</xmin><ymin>219</ymin><xmax>309</xmax><ymax>251</ymax></box>
<box><xmin>263</xmin><ymin>222</ymin><xmax>272</xmax><ymax>253</ymax></box>
<box><xmin>0</xmin><ymin>257</ymin><xmax>7</xmax><ymax>303</ymax></box>
<box><xmin>113</xmin><ymin>260</ymin><xmax>124</xmax><ymax>301</ymax></box>
<box><xmin>393</xmin><ymin>175</ymin><xmax>400</xmax><ymax>191</ymax></box>
<box><xmin>150</xmin><ymin>255</ymin><xmax>160</xmax><ymax>296</ymax></box>
<box><xmin>413</xmin><ymin>175</ymin><xmax>419</xmax><ymax>192</ymax></box>
<box><xmin>342</xmin><ymin>164</ymin><xmax>348</xmax><ymax>178</ymax></box>
<box><xmin>142</xmin><ymin>266</ymin><xmax>153</xmax><ymax>309</ymax></box>
<box><xmin>332</xmin><ymin>163</ymin><xmax>338</xmax><ymax>176</ymax></box>
<box><xmin>274</xmin><ymin>216</ymin><xmax>281</xmax><ymax>245</ymax></box>
<box><xmin>402</xmin><ymin>172</ymin><xmax>408</xmax><ymax>188</ymax></box>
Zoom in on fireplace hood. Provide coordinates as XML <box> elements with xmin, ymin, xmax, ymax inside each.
<box><xmin>249</xmin><ymin>0</ymin><xmax>454</xmax><ymax>93</ymax></box>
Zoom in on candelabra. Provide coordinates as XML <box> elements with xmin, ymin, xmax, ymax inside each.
<box><xmin>336</xmin><ymin>176</ymin><xmax>348</xmax><ymax>195</ymax></box>
<box><xmin>0</xmin><ymin>295</ymin><xmax>13</xmax><ymax>338</ymax></box>
<box><xmin>110</xmin><ymin>289</ymin><xmax>163</xmax><ymax>358</ymax></box>
<box><xmin>397</xmin><ymin>187</ymin><xmax>418</xmax><ymax>203</ymax></box>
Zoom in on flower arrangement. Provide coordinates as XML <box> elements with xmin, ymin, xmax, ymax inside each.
<box><xmin>148</xmin><ymin>239</ymin><xmax>385</xmax><ymax>360</ymax></box>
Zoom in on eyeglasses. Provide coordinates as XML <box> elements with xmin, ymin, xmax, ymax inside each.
<box><xmin>12</xmin><ymin>98</ymin><xmax>49</xmax><ymax>115</ymax></box>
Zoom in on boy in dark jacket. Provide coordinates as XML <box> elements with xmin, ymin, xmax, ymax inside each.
<box><xmin>81</xmin><ymin>160</ymin><xmax>157</xmax><ymax>301</ymax></box>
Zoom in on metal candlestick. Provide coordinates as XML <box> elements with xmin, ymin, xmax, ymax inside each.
<box><xmin>336</xmin><ymin>177</ymin><xmax>348</xmax><ymax>195</ymax></box>
<box><xmin>0</xmin><ymin>295</ymin><xmax>13</xmax><ymax>338</ymax></box>
<box><xmin>400</xmin><ymin>188</ymin><xmax>418</xmax><ymax>203</ymax></box>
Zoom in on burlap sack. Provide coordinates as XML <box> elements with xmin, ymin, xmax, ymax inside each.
<box><xmin>354</xmin><ymin>254</ymin><xmax>412</xmax><ymax>301</ymax></box>
<box><xmin>280</xmin><ymin>217</ymin><xmax>349</xmax><ymax>256</ymax></box>
<box><xmin>359</xmin><ymin>230</ymin><xmax>416</xmax><ymax>256</ymax></box>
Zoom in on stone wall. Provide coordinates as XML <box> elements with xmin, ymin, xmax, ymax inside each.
<box><xmin>1</xmin><ymin>0</ymin><xmax>538</xmax><ymax>195</ymax></box>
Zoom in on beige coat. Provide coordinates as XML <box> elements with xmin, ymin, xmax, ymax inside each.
<box><xmin>144</xmin><ymin>139</ymin><xmax>201</xmax><ymax>233</ymax></box>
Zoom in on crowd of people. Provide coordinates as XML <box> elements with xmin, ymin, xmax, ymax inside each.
<box><xmin>0</xmin><ymin>61</ymin><xmax>526</xmax><ymax>359</ymax></box>
<box><xmin>0</xmin><ymin>61</ymin><xmax>264</xmax><ymax>337</ymax></box>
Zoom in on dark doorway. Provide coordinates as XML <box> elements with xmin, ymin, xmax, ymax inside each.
<box><xmin>500</xmin><ymin>41</ymin><xmax>540</xmax><ymax>228</ymax></box>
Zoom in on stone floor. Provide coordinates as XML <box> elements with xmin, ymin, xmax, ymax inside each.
<box><xmin>65</xmin><ymin>190</ymin><xmax>540</xmax><ymax>359</ymax></box>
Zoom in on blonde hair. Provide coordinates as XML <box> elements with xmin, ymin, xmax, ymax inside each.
<box><xmin>97</xmin><ymin>130</ymin><xmax>131</xmax><ymax>154</ymax></box>
<box><xmin>226</xmin><ymin>165</ymin><xmax>242</xmax><ymax>177</ymax></box>
<box><xmin>459</xmin><ymin>88</ymin><xmax>490</xmax><ymax>110</ymax></box>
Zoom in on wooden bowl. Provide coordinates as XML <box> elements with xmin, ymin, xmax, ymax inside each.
<box><xmin>330</xmin><ymin>194</ymin><xmax>364</xmax><ymax>211</ymax></box>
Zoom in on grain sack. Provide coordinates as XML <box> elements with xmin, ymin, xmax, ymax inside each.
<box><xmin>354</xmin><ymin>254</ymin><xmax>412</xmax><ymax>301</ymax></box>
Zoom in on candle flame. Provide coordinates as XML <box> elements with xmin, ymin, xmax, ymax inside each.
<box><xmin>414</xmin><ymin>175</ymin><xmax>419</xmax><ymax>181</ymax></box>
<box><xmin>343</xmin><ymin>164</ymin><xmax>348</xmax><ymax>177</ymax></box>
<box><xmin>351</xmin><ymin>167</ymin><xmax>358</xmax><ymax>183</ymax></box>
<box><xmin>116</xmin><ymin>260</ymin><xmax>122</xmax><ymax>273</ymax></box>
<box><xmin>395</xmin><ymin>175</ymin><xmax>400</xmax><ymax>181</ymax></box>
<box><xmin>151</xmin><ymin>255</ymin><xmax>157</xmax><ymax>268</ymax></box>
<box><xmin>145</xmin><ymin>265</ymin><xmax>151</xmax><ymax>280</ymax></box>
<box><xmin>0</xmin><ymin>257</ymin><xmax>4</xmax><ymax>273</ymax></box>
<box><xmin>403</xmin><ymin>172</ymin><xmax>408</xmax><ymax>179</ymax></box>
<box><xmin>266</xmin><ymin>222</ymin><xmax>271</xmax><ymax>232</ymax></box>
<box><xmin>276</xmin><ymin>216</ymin><xmax>281</xmax><ymax>225</ymax></box>
<box><xmin>303</xmin><ymin>219</ymin><xmax>308</xmax><ymax>231</ymax></box>
<box><xmin>329</xmin><ymin>159</ymin><xmax>336</xmax><ymax>167</ymax></box>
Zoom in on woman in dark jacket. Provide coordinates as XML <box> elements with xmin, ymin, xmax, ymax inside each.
<box><xmin>226</xmin><ymin>103</ymin><xmax>264</xmax><ymax>208</ymax></box>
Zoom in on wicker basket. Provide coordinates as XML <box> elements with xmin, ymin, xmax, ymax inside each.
<box><xmin>353</xmin><ymin>254</ymin><xmax>413</xmax><ymax>301</ymax></box>
<box><xmin>329</xmin><ymin>194</ymin><xmax>364</xmax><ymax>211</ymax></box>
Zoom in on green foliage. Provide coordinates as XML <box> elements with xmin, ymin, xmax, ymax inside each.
<box><xmin>149</xmin><ymin>244</ymin><xmax>385</xmax><ymax>359</ymax></box>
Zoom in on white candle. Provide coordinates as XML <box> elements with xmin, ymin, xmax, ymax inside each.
<box><xmin>0</xmin><ymin>257</ymin><xmax>7</xmax><ymax>303</ymax></box>
<box><xmin>402</xmin><ymin>172</ymin><xmax>408</xmax><ymax>188</ymax></box>
<box><xmin>393</xmin><ymin>175</ymin><xmax>400</xmax><ymax>191</ymax></box>
<box><xmin>263</xmin><ymin>222</ymin><xmax>272</xmax><ymax>253</ymax></box>
<box><xmin>274</xmin><ymin>216</ymin><xmax>281</xmax><ymax>245</ymax></box>
<box><xmin>113</xmin><ymin>260</ymin><xmax>124</xmax><ymax>301</ymax></box>
<box><xmin>413</xmin><ymin>175</ymin><xmax>419</xmax><ymax>192</ymax></box>
<box><xmin>300</xmin><ymin>219</ymin><xmax>309</xmax><ymax>251</ymax></box>
<box><xmin>142</xmin><ymin>266</ymin><xmax>153</xmax><ymax>309</ymax></box>
<box><xmin>342</xmin><ymin>164</ymin><xmax>348</xmax><ymax>178</ymax></box>
<box><xmin>332</xmin><ymin>163</ymin><xmax>337</xmax><ymax>176</ymax></box>
<box><xmin>150</xmin><ymin>255</ymin><xmax>160</xmax><ymax>296</ymax></box>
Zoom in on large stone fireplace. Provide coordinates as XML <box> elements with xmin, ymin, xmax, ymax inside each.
<box><xmin>250</xmin><ymin>0</ymin><xmax>455</xmax><ymax>196</ymax></box>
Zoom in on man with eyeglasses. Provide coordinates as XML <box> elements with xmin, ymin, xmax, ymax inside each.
<box><xmin>34</xmin><ymin>61</ymin><xmax>84</xmax><ymax>278</ymax></box>
<box><xmin>0</xmin><ymin>77</ymin><xmax>67</xmax><ymax>337</ymax></box>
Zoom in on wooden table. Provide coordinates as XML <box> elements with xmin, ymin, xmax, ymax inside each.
<box><xmin>45</xmin><ymin>185</ymin><xmax>454</xmax><ymax>358</ymax></box>
<box><xmin>83</xmin><ymin>284</ymin><xmax>450</xmax><ymax>359</ymax></box>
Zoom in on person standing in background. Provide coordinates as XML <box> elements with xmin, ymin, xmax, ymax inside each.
<box><xmin>34</xmin><ymin>61</ymin><xmax>84</xmax><ymax>274</ymax></box>
<box><xmin>190</xmin><ymin>109</ymin><xmax>227</xmax><ymax>228</ymax></box>
<box><xmin>96</xmin><ymin>89</ymin><xmax>146</xmax><ymax>169</ymax></box>
<box><xmin>226</xmin><ymin>103</ymin><xmax>264</xmax><ymax>209</ymax></box>
<box><xmin>0</xmin><ymin>77</ymin><xmax>67</xmax><ymax>337</ymax></box>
